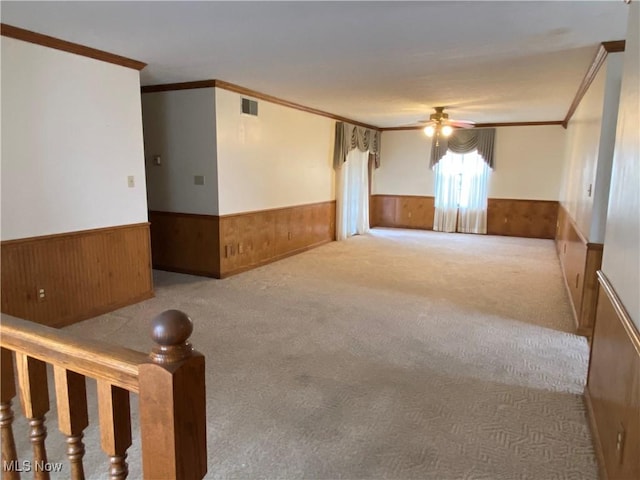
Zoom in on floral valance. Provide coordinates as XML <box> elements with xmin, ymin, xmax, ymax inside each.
<box><xmin>333</xmin><ymin>122</ymin><xmax>381</xmax><ymax>169</ymax></box>
<box><xmin>430</xmin><ymin>128</ymin><xmax>496</xmax><ymax>168</ymax></box>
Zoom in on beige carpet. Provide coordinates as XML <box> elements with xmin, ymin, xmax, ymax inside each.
<box><xmin>13</xmin><ymin>228</ymin><xmax>596</xmax><ymax>479</ymax></box>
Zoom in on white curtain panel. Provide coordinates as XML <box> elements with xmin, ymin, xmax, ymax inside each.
<box><xmin>433</xmin><ymin>152</ymin><xmax>460</xmax><ymax>232</ymax></box>
<box><xmin>458</xmin><ymin>153</ymin><xmax>490</xmax><ymax>234</ymax></box>
<box><xmin>336</xmin><ymin>148</ymin><xmax>370</xmax><ymax>240</ymax></box>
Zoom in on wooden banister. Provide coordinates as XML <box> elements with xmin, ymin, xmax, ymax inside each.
<box><xmin>1</xmin><ymin>315</ymin><xmax>147</xmax><ymax>392</ymax></box>
<box><xmin>1</xmin><ymin>348</ymin><xmax>20</xmax><ymax>480</ymax></box>
<box><xmin>0</xmin><ymin>310</ymin><xmax>207</xmax><ymax>479</ymax></box>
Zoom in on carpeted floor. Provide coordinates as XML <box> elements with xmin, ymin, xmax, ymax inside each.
<box><xmin>13</xmin><ymin>229</ymin><xmax>597</xmax><ymax>479</ymax></box>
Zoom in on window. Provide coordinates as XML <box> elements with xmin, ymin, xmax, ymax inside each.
<box><xmin>433</xmin><ymin>150</ymin><xmax>491</xmax><ymax>233</ymax></box>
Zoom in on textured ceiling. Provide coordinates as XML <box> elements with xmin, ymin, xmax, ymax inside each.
<box><xmin>2</xmin><ymin>1</ymin><xmax>629</xmax><ymax>127</ymax></box>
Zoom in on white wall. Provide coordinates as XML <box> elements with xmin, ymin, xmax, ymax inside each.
<box><xmin>374</xmin><ymin>126</ymin><xmax>566</xmax><ymax>200</ymax></box>
<box><xmin>490</xmin><ymin>125</ymin><xmax>566</xmax><ymax>199</ymax></box>
<box><xmin>142</xmin><ymin>89</ymin><xmax>218</xmax><ymax>215</ymax></box>
<box><xmin>374</xmin><ymin>131</ymin><xmax>435</xmax><ymax>196</ymax></box>
<box><xmin>215</xmin><ymin>88</ymin><xmax>335</xmax><ymax>215</ymax></box>
<box><xmin>560</xmin><ymin>54</ymin><xmax>623</xmax><ymax>241</ymax></box>
<box><xmin>602</xmin><ymin>3</ymin><xmax>640</xmax><ymax>328</ymax></box>
<box><xmin>1</xmin><ymin>37</ymin><xmax>147</xmax><ymax>240</ymax></box>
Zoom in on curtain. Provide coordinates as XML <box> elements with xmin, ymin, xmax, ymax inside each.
<box><xmin>458</xmin><ymin>154</ymin><xmax>491</xmax><ymax>234</ymax></box>
<box><xmin>433</xmin><ymin>153</ymin><xmax>461</xmax><ymax>233</ymax></box>
<box><xmin>430</xmin><ymin>128</ymin><xmax>496</xmax><ymax>168</ymax></box>
<box><xmin>334</xmin><ymin>122</ymin><xmax>381</xmax><ymax>169</ymax></box>
<box><xmin>433</xmin><ymin>150</ymin><xmax>490</xmax><ymax>234</ymax></box>
<box><xmin>336</xmin><ymin>148</ymin><xmax>370</xmax><ymax>240</ymax></box>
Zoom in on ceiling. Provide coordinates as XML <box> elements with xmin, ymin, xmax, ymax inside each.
<box><xmin>2</xmin><ymin>1</ymin><xmax>629</xmax><ymax>128</ymax></box>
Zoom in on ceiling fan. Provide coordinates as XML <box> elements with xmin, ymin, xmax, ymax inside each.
<box><xmin>420</xmin><ymin>106</ymin><xmax>475</xmax><ymax>141</ymax></box>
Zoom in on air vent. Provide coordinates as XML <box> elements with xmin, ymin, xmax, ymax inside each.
<box><xmin>241</xmin><ymin>98</ymin><xmax>258</xmax><ymax>116</ymax></box>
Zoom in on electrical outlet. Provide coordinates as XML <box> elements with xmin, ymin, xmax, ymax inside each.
<box><xmin>238</xmin><ymin>243</ymin><xmax>244</xmax><ymax>254</ymax></box>
<box><xmin>288</xmin><ymin>231</ymin><xmax>292</xmax><ymax>240</ymax></box>
<box><xmin>37</xmin><ymin>287</ymin><xmax>46</xmax><ymax>302</ymax></box>
<box><xmin>194</xmin><ymin>175</ymin><xmax>205</xmax><ymax>186</ymax></box>
<box><xmin>408</xmin><ymin>212</ymin><xmax>412</xmax><ymax>218</ymax></box>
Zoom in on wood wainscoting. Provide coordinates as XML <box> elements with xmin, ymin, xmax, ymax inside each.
<box><xmin>370</xmin><ymin>195</ymin><xmax>558</xmax><ymax>239</ymax></box>
<box><xmin>148</xmin><ymin>211</ymin><xmax>220</xmax><ymax>277</ymax></box>
<box><xmin>0</xmin><ymin>223</ymin><xmax>153</xmax><ymax>327</ymax></box>
<box><xmin>556</xmin><ymin>205</ymin><xmax>603</xmax><ymax>337</ymax></box>
<box><xmin>149</xmin><ymin>201</ymin><xmax>335</xmax><ymax>279</ymax></box>
<box><xmin>371</xmin><ymin>195</ymin><xmax>435</xmax><ymax>230</ymax></box>
<box><xmin>486</xmin><ymin>198</ymin><xmax>558</xmax><ymax>239</ymax></box>
<box><xmin>219</xmin><ymin>200</ymin><xmax>336</xmax><ymax>277</ymax></box>
<box><xmin>585</xmin><ymin>271</ymin><xmax>640</xmax><ymax>480</ymax></box>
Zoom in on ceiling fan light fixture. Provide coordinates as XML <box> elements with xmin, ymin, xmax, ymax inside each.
<box><xmin>441</xmin><ymin>125</ymin><xmax>453</xmax><ymax>137</ymax></box>
<box><xmin>424</xmin><ymin>125</ymin><xmax>435</xmax><ymax>137</ymax></box>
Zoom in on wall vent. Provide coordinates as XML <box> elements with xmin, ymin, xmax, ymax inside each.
<box><xmin>241</xmin><ymin>98</ymin><xmax>258</xmax><ymax>116</ymax></box>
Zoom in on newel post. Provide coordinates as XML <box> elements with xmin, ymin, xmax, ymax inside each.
<box><xmin>139</xmin><ymin>310</ymin><xmax>207</xmax><ymax>480</ymax></box>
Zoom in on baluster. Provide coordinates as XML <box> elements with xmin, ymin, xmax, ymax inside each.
<box><xmin>53</xmin><ymin>368</ymin><xmax>88</xmax><ymax>480</ymax></box>
<box><xmin>139</xmin><ymin>309</ymin><xmax>207</xmax><ymax>479</ymax></box>
<box><xmin>1</xmin><ymin>348</ymin><xmax>20</xmax><ymax>480</ymax></box>
<box><xmin>15</xmin><ymin>354</ymin><xmax>50</xmax><ymax>480</ymax></box>
<box><xmin>97</xmin><ymin>381</ymin><xmax>131</xmax><ymax>480</ymax></box>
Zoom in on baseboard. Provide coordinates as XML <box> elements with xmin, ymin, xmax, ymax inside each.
<box><xmin>583</xmin><ymin>388</ymin><xmax>608</xmax><ymax>480</ymax></box>
<box><xmin>220</xmin><ymin>239</ymin><xmax>333</xmax><ymax>278</ymax></box>
<box><xmin>1</xmin><ymin>223</ymin><xmax>154</xmax><ymax>327</ymax></box>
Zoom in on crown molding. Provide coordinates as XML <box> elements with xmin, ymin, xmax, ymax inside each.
<box><xmin>141</xmin><ymin>80</ymin><xmax>217</xmax><ymax>93</ymax></box>
<box><xmin>380</xmin><ymin>121</ymin><xmax>564</xmax><ymax>132</ymax></box>
<box><xmin>142</xmin><ymin>79</ymin><xmax>380</xmax><ymax>131</ymax></box>
<box><xmin>562</xmin><ymin>40</ymin><xmax>625</xmax><ymax>128</ymax></box>
<box><xmin>0</xmin><ymin>23</ymin><xmax>146</xmax><ymax>71</ymax></box>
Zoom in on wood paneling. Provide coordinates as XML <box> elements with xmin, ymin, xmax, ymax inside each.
<box><xmin>563</xmin><ymin>40</ymin><xmax>626</xmax><ymax>128</ymax></box>
<box><xmin>219</xmin><ymin>201</ymin><xmax>335</xmax><ymax>277</ymax></box>
<box><xmin>585</xmin><ymin>271</ymin><xmax>640</xmax><ymax>480</ymax></box>
<box><xmin>371</xmin><ymin>195</ymin><xmax>557</xmax><ymax>238</ymax></box>
<box><xmin>556</xmin><ymin>204</ymin><xmax>603</xmax><ymax>336</ymax></box>
<box><xmin>0</xmin><ymin>223</ymin><xmax>153</xmax><ymax>328</ymax></box>
<box><xmin>0</xmin><ymin>24</ymin><xmax>146</xmax><ymax>70</ymax></box>
<box><xmin>486</xmin><ymin>198</ymin><xmax>558</xmax><ymax>239</ymax></box>
<box><xmin>148</xmin><ymin>211</ymin><xmax>220</xmax><ymax>277</ymax></box>
<box><xmin>371</xmin><ymin>195</ymin><xmax>435</xmax><ymax>230</ymax></box>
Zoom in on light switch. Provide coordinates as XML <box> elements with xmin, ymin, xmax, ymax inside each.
<box><xmin>127</xmin><ymin>176</ymin><xmax>135</xmax><ymax>188</ymax></box>
<box><xmin>194</xmin><ymin>175</ymin><xmax>205</xmax><ymax>186</ymax></box>
<box><xmin>153</xmin><ymin>155</ymin><xmax>162</xmax><ymax>166</ymax></box>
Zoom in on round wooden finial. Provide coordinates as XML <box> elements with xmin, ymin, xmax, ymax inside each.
<box><xmin>149</xmin><ymin>310</ymin><xmax>194</xmax><ymax>364</ymax></box>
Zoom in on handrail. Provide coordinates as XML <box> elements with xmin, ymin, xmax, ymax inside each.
<box><xmin>1</xmin><ymin>309</ymin><xmax>208</xmax><ymax>479</ymax></box>
<box><xmin>1</xmin><ymin>314</ymin><xmax>148</xmax><ymax>393</ymax></box>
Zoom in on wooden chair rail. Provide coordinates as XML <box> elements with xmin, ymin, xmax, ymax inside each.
<box><xmin>0</xmin><ymin>314</ymin><xmax>146</xmax><ymax>393</ymax></box>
